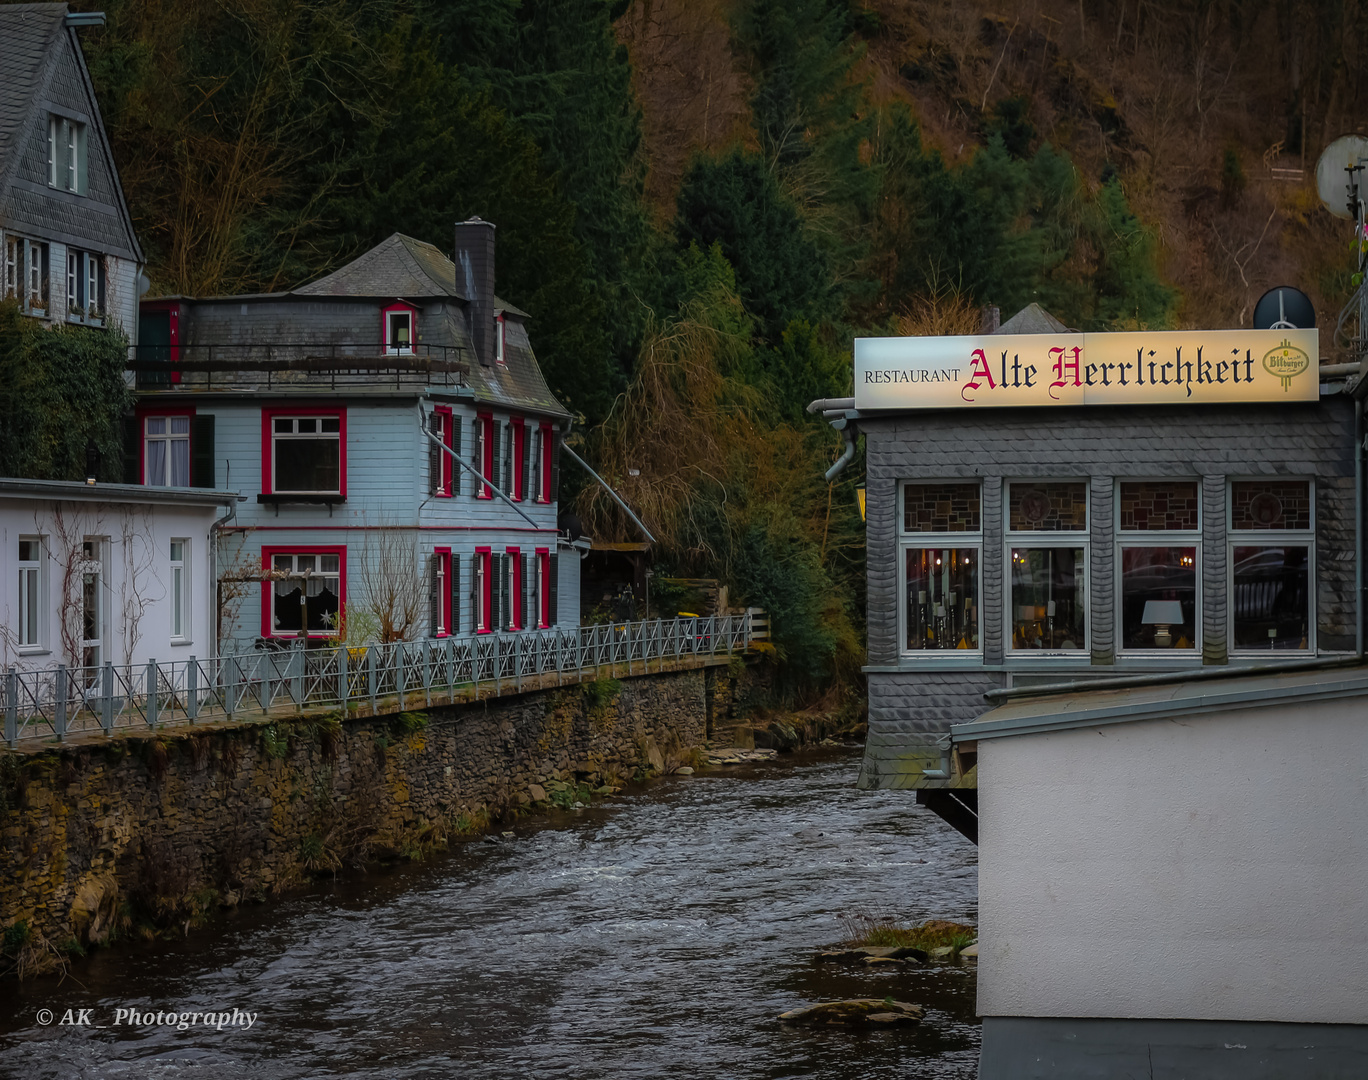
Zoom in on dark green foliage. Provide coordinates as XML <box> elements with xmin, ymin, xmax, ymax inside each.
<box><xmin>869</xmin><ymin>107</ymin><xmax>1175</xmax><ymax>329</ymax></box>
<box><xmin>303</xmin><ymin>52</ymin><xmax>620</xmax><ymax>423</ymax></box>
<box><xmin>729</xmin><ymin>522</ymin><xmax>850</xmax><ymax>689</ymax></box>
<box><xmin>0</xmin><ymin>302</ymin><xmax>132</xmax><ymax>481</ymax></box>
<box><xmin>732</xmin><ymin>0</ymin><xmax>878</xmax><ymax>291</ymax></box>
<box><xmin>424</xmin><ymin>0</ymin><xmax>652</xmax><ymax>376</ymax></box>
<box><xmin>675</xmin><ymin>150</ymin><xmax>834</xmax><ymax>344</ymax></box>
<box><xmin>985</xmin><ymin>95</ymin><xmax>1037</xmax><ymax>159</ymax></box>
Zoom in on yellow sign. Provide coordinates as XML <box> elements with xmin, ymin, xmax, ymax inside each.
<box><xmin>854</xmin><ymin>328</ymin><xmax>1320</xmax><ymax>410</ymax></box>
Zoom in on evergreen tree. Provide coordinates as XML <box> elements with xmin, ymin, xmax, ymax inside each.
<box><xmin>674</xmin><ymin>150</ymin><xmax>834</xmax><ymax>346</ymax></box>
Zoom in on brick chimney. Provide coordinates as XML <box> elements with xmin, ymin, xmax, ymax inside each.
<box><xmin>454</xmin><ymin>217</ymin><xmax>496</xmax><ymax>367</ymax></box>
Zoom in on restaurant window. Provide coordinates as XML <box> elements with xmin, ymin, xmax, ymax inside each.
<box><xmin>266</xmin><ymin>549</ymin><xmax>343</xmax><ymax>637</ymax></box>
<box><xmin>900</xmin><ymin>482</ymin><xmax>981</xmax><ymax>652</ymax></box>
<box><xmin>266</xmin><ymin>409</ymin><xmax>344</xmax><ymax>495</ymax></box>
<box><xmin>1230</xmin><ymin>480</ymin><xmax>1312</xmax><ymax>652</ymax></box>
<box><xmin>1008</xmin><ymin>481</ymin><xmax>1088</xmax><ymax>653</ymax></box>
<box><xmin>1118</xmin><ymin>481</ymin><xmax>1200</xmax><ymax>652</ymax></box>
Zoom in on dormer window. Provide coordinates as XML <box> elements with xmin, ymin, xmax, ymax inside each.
<box><xmin>495</xmin><ymin>312</ymin><xmax>506</xmax><ymax>366</ymax></box>
<box><xmin>47</xmin><ymin>115</ymin><xmax>86</xmax><ymax>194</ymax></box>
<box><xmin>382</xmin><ymin>301</ymin><xmax>417</xmax><ymax>355</ymax></box>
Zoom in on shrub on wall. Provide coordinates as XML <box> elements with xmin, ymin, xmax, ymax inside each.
<box><xmin>0</xmin><ymin>300</ymin><xmax>132</xmax><ymax>482</ymax></box>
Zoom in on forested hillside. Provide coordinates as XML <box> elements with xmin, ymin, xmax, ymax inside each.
<box><xmin>48</xmin><ymin>0</ymin><xmax>1368</xmax><ymax>701</ymax></box>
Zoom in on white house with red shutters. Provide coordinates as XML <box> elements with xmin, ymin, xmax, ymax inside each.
<box><xmin>129</xmin><ymin>220</ymin><xmax>580</xmax><ymax>651</ymax></box>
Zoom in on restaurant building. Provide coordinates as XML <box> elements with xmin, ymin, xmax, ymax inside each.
<box><xmin>843</xmin><ymin>305</ymin><xmax>1354</xmax><ymax>817</ymax></box>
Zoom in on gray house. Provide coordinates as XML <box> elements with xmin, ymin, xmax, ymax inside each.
<box><xmin>0</xmin><ymin>3</ymin><xmax>143</xmax><ymax>335</ymax></box>
<box><xmin>132</xmin><ymin>221</ymin><xmax>581</xmax><ymax>652</ymax></box>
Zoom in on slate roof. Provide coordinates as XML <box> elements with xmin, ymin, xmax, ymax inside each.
<box><xmin>0</xmin><ymin>4</ymin><xmax>67</xmax><ymax>185</ymax></box>
<box><xmin>994</xmin><ymin>302</ymin><xmax>1075</xmax><ymax>335</ymax></box>
<box><xmin>297</xmin><ymin>232</ymin><xmax>528</xmax><ymax>316</ymax></box>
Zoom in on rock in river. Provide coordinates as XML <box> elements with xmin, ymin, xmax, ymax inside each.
<box><xmin>815</xmin><ymin>946</ymin><xmax>928</xmax><ymax>965</ymax></box>
<box><xmin>778</xmin><ymin>999</ymin><xmax>925</xmax><ymax>1027</ymax></box>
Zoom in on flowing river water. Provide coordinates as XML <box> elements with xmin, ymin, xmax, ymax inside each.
<box><xmin>0</xmin><ymin>749</ymin><xmax>980</xmax><ymax>1079</ymax></box>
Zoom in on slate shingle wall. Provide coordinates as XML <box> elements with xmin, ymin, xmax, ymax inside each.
<box><xmin>2</xmin><ymin>39</ymin><xmax>139</xmax><ymax>259</ymax></box>
<box><xmin>860</xmin><ymin>399</ymin><xmax>1358</xmax><ymax>788</ymax></box>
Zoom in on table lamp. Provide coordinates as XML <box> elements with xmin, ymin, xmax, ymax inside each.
<box><xmin>1142</xmin><ymin>600</ymin><xmax>1185</xmax><ymax>647</ymax></box>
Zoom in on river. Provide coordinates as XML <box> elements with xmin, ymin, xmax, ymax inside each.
<box><xmin>0</xmin><ymin>750</ymin><xmax>980</xmax><ymax>1079</ymax></box>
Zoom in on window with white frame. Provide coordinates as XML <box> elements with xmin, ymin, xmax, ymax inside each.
<box><xmin>385</xmin><ymin>307</ymin><xmax>414</xmax><ymax>354</ymax></box>
<box><xmin>1117</xmin><ymin>480</ymin><xmax>1200</xmax><ymax>652</ymax></box>
<box><xmin>900</xmin><ymin>482</ymin><xmax>981</xmax><ymax>652</ymax></box>
<box><xmin>473</xmin><ymin>414</ymin><xmax>495</xmax><ymax>499</ymax></box>
<box><xmin>81</xmin><ymin>538</ymin><xmax>104</xmax><ymax>669</ymax></box>
<box><xmin>505</xmin><ymin>548</ymin><xmax>521</xmax><ymax>630</ymax></box>
<box><xmin>1230</xmin><ymin>479</ymin><xmax>1313</xmax><ymax>652</ymax></box>
<box><xmin>18</xmin><ymin>536</ymin><xmax>43</xmax><ymax>649</ymax></box>
<box><xmin>535</xmin><ymin>548</ymin><xmax>550</xmax><ymax>628</ymax></box>
<box><xmin>1008</xmin><ymin>481</ymin><xmax>1088</xmax><ymax>653</ymax></box>
<box><xmin>270</xmin><ymin>412</ymin><xmax>342</xmax><ymax>494</ymax></box>
<box><xmin>473</xmin><ymin>549</ymin><xmax>490</xmax><ymax>632</ymax></box>
<box><xmin>3</xmin><ymin>237</ymin><xmax>16</xmax><ymax>300</ymax></box>
<box><xmin>495</xmin><ymin>313</ymin><xmax>506</xmax><ymax>365</ymax></box>
<box><xmin>66</xmin><ymin>250</ymin><xmax>105</xmax><ymax>321</ymax></box>
<box><xmin>429</xmin><ymin>549</ymin><xmax>453</xmax><ymax>637</ymax></box>
<box><xmin>144</xmin><ymin>415</ymin><xmax>191</xmax><ymax>486</ymax></box>
<box><xmin>6</xmin><ymin>238</ymin><xmax>49</xmax><ymax>313</ymax></box>
<box><xmin>170</xmin><ymin>539</ymin><xmax>189</xmax><ymax>642</ymax></box>
<box><xmin>47</xmin><ymin>115</ymin><xmax>86</xmax><ymax>194</ymax></box>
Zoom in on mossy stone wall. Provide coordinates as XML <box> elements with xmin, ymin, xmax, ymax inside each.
<box><xmin>0</xmin><ymin>666</ymin><xmax>718</xmax><ymax>962</ymax></box>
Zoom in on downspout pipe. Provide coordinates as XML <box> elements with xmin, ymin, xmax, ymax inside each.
<box><xmin>561</xmin><ymin>443</ymin><xmax>657</xmax><ymax>545</ymax></box>
<box><xmin>824</xmin><ymin>419</ymin><xmax>858</xmax><ymax>482</ymax></box>
<box><xmin>421</xmin><ymin>410</ymin><xmax>539</xmax><ymax>529</ymax></box>
<box><xmin>208</xmin><ymin>495</ymin><xmax>239</xmax><ymax>661</ymax></box>
<box><xmin>1357</xmin><ymin>395</ymin><xmax>1364</xmax><ymax>658</ymax></box>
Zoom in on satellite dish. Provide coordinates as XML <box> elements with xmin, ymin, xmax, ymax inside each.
<box><xmin>1253</xmin><ymin>287</ymin><xmax>1316</xmax><ymax>330</ymax></box>
<box><xmin>1315</xmin><ymin>135</ymin><xmax>1368</xmax><ymax>219</ymax></box>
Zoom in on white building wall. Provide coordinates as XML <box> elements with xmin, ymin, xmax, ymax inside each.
<box><xmin>0</xmin><ymin>496</ymin><xmax>219</xmax><ymax>674</ymax></box>
<box><xmin>977</xmin><ymin>698</ymin><xmax>1368</xmax><ymax>1025</ymax></box>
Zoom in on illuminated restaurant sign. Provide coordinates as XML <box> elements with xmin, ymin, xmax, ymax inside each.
<box><xmin>854</xmin><ymin>328</ymin><xmax>1319</xmax><ymax>410</ymax></box>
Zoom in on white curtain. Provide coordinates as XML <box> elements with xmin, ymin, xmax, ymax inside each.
<box><xmin>146</xmin><ymin>439</ymin><xmax>167</xmax><ymax>486</ymax></box>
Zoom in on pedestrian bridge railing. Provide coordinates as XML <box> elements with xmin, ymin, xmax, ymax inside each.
<box><xmin>3</xmin><ymin>615</ymin><xmax>753</xmax><ymax>747</ymax></box>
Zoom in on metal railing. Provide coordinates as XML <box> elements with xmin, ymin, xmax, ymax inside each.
<box><xmin>2</xmin><ymin>615</ymin><xmax>752</xmax><ymax>747</ymax></box>
<box><xmin>128</xmin><ymin>342</ymin><xmax>468</xmax><ymax>391</ymax></box>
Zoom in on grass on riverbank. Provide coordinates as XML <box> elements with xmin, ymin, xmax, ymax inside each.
<box><xmin>841</xmin><ymin>912</ymin><xmax>977</xmax><ymax>955</ymax></box>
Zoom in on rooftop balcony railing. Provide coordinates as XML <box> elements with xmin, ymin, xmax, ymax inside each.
<box><xmin>128</xmin><ymin>342</ymin><xmax>469</xmax><ymax>391</ymax></box>
<box><xmin>3</xmin><ymin>615</ymin><xmax>755</xmax><ymax>747</ymax></box>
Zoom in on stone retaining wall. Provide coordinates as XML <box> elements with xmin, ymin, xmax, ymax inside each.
<box><xmin>0</xmin><ymin>665</ymin><xmax>731</xmax><ymax>962</ymax></box>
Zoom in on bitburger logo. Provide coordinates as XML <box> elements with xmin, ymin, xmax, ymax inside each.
<box><xmin>1262</xmin><ymin>338</ymin><xmax>1310</xmax><ymax>391</ymax></box>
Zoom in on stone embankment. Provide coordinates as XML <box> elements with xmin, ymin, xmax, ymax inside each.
<box><xmin>0</xmin><ymin>665</ymin><xmax>754</xmax><ymax>970</ymax></box>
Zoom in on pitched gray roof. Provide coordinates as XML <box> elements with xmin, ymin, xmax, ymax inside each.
<box><xmin>0</xmin><ymin>4</ymin><xmax>67</xmax><ymax>181</ymax></box>
<box><xmin>995</xmin><ymin>302</ymin><xmax>1075</xmax><ymax>335</ymax></box>
<box><xmin>297</xmin><ymin>232</ymin><xmax>527</xmax><ymax>316</ymax></box>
